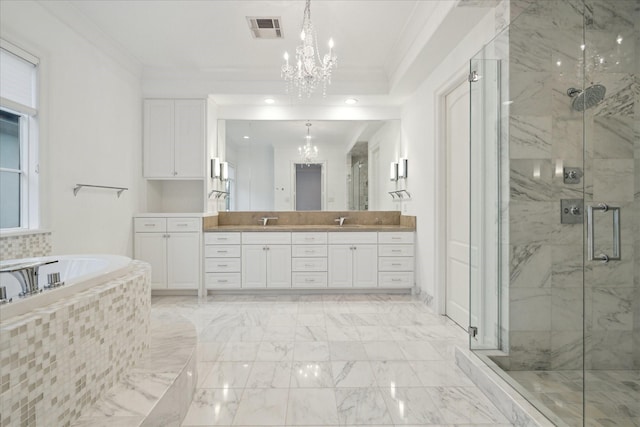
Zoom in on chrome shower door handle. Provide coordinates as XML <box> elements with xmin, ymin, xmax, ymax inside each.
<box><xmin>587</xmin><ymin>203</ymin><xmax>621</xmax><ymax>263</ymax></box>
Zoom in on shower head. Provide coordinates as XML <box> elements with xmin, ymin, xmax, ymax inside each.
<box><xmin>567</xmin><ymin>84</ymin><xmax>606</xmax><ymax>111</ymax></box>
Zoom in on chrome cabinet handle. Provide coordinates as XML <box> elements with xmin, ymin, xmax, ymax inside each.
<box><xmin>587</xmin><ymin>203</ymin><xmax>621</xmax><ymax>263</ymax></box>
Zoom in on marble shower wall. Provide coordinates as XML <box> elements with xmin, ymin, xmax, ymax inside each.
<box><xmin>504</xmin><ymin>0</ymin><xmax>639</xmax><ymax>371</ymax></box>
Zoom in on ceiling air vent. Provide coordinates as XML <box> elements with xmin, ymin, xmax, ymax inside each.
<box><xmin>247</xmin><ymin>17</ymin><xmax>283</xmax><ymax>39</ymax></box>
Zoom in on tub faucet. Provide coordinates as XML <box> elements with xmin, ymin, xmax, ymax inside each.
<box><xmin>260</xmin><ymin>217</ymin><xmax>279</xmax><ymax>226</ymax></box>
<box><xmin>0</xmin><ymin>260</ymin><xmax>58</xmax><ymax>297</ymax></box>
<box><xmin>334</xmin><ymin>216</ymin><xmax>348</xmax><ymax>226</ymax></box>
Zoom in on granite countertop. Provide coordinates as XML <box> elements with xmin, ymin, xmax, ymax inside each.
<box><xmin>204</xmin><ymin>224</ymin><xmax>415</xmax><ymax>232</ymax></box>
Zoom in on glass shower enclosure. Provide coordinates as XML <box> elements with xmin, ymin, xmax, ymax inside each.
<box><xmin>469</xmin><ymin>1</ymin><xmax>639</xmax><ymax>425</ymax></box>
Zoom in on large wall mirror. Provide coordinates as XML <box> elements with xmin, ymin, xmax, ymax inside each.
<box><xmin>220</xmin><ymin>119</ymin><xmax>400</xmax><ymax>212</ymax></box>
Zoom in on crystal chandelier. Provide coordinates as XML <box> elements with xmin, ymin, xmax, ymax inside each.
<box><xmin>282</xmin><ymin>0</ymin><xmax>337</xmax><ymax>98</ymax></box>
<box><xmin>298</xmin><ymin>122</ymin><xmax>318</xmax><ymax>164</ymax></box>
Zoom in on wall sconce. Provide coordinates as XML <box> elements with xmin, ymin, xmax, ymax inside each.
<box><xmin>389</xmin><ymin>162</ymin><xmax>398</xmax><ymax>181</ymax></box>
<box><xmin>220</xmin><ymin>162</ymin><xmax>229</xmax><ymax>181</ymax></box>
<box><xmin>398</xmin><ymin>158</ymin><xmax>408</xmax><ymax>179</ymax></box>
<box><xmin>211</xmin><ymin>157</ymin><xmax>221</xmax><ymax>179</ymax></box>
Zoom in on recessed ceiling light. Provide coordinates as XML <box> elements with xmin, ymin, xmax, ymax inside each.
<box><xmin>345</xmin><ymin>98</ymin><xmax>358</xmax><ymax>105</ymax></box>
<box><xmin>243</xmin><ymin>136</ymin><xmax>250</xmax><ymax>139</ymax></box>
<box><xmin>264</xmin><ymin>98</ymin><xmax>275</xmax><ymax>104</ymax></box>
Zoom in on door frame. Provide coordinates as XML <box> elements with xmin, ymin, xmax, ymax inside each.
<box><xmin>291</xmin><ymin>161</ymin><xmax>327</xmax><ymax>210</ymax></box>
<box><xmin>434</xmin><ymin>65</ymin><xmax>470</xmax><ymax>316</ymax></box>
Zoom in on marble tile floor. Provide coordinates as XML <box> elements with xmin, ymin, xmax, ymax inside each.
<box><xmin>507</xmin><ymin>370</ymin><xmax>640</xmax><ymax>427</ymax></box>
<box><xmin>151</xmin><ymin>294</ymin><xmax>514</xmax><ymax>427</ymax></box>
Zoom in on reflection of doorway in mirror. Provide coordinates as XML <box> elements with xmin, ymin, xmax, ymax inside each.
<box><xmin>350</xmin><ymin>160</ymin><xmax>368</xmax><ymax>211</ymax></box>
<box><xmin>294</xmin><ymin>163</ymin><xmax>323</xmax><ymax>211</ymax></box>
<box><xmin>225</xmin><ymin>163</ymin><xmax>236</xmax><ymax>211</ymax></box>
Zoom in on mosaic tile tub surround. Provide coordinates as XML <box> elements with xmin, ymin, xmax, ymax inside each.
<box><xmin>0</xmin><ymin>232</ymin><xmax>52</xmax><ymax>260</ymax></box>
<box><xmin>0</xmin><ymin>260</ymin><xmax>151</xmax><ymax>427</ymax></box>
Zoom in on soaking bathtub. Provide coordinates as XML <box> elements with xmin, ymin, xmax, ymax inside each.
<box><xmin>0</xmin><ymin>254</ymin><xmax>133</xmax><ymax>320</ymax></box>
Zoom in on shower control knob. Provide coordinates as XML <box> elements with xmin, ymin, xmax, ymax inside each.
<box><xmin>570</xmin><ymin>206</ymin><xmax>581</xmax><ymax>215</ymax></box>
<box><xmin>566</xmin><ymin>170</ymin><xmax>578</xmax><ymax>179</ymax></box>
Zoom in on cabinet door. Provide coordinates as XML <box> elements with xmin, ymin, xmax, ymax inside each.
<box><xmin>266</xmin><ymin>245</ymin><xmax>291</xmax><ymax>288</ymax></box>
<box><xmin>143</xmin><ymin>100</ymin><xmax>174</xmax><ymax>178</ymax></box>
<box><xmin>134</xmin><ymin>233</ymin><xmax>167</xmax><ymax>289</ymax></box>
<box><xmin>328</xmin><ymin>245</ymin><xmax>352</xmax><ymax>288</ymax></box>
<box><xmin>166</xmin><ymin>232</ymin><xmax>200</xmax><ymax>289</ymax></box>
<box><xmin>242</xmin><ymin>245</ymin><xmax>267</xmax><ymax>288</ymax></box>
<box><xmin>353</xmin><ymin>244</ymin><xmax>378</xmax><ymax>288</ymax></box>
<box><xmin>174</xmin><ymin>100</ymin><xmax>205</xmax><ymax>178</ymax></box>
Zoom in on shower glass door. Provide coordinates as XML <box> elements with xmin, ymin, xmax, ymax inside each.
<box><xmin>583</xmin><ymin>1</ymin><xmax>639</xmax><ymax>423</ymax></box>
<box><xmin>469</xmin><ymin>0</ymin><xmax>639</xmax><ymax>425</ymax></box>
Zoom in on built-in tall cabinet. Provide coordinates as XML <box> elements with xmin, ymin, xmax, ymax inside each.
<box><xmin>143</xmin><ymin>99</ymin><xmax>205</xmax><ymax>179</ymax></box>
<box><xmin>136</xmin><ymin>99</ymin><xmax>211</xmax><ymax>291</ymax></box>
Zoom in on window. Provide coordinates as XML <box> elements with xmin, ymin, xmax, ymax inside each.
<box><xmin>0</xmin><ymin>41</ymin><xmax>38</xmax><ymax>230</ymax></box>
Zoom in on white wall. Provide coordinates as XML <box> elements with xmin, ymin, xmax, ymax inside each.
<box><xmin>368</xmin><ymin>120</ymin><xmax>402</xmax><ymax>211</ymax></box>
<box><xmin>234</xmin><ymin>145</ymin><xmax>274</xmax><ymax>211</ymax></box>
<box><xmin>1</xmin><ymin>1</ymin><xmax>143</xmax><ymax>256</ymax></box>
<box><xmin>399</xmin><ymin>8</ymin><xmax>496</xmax><ymax>310</ymax></box>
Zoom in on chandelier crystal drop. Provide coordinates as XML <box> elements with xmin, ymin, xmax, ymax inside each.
<box><xmin>298</xmin><ymin>122</ymin><xmax>318</xmax><ymax>164</ymax></box>
<box><xmin>282</xmin><ymin>0</ymin><xmax>337</xmax><ymax>98</ymax></box>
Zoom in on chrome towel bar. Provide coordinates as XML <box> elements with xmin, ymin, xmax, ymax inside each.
<box><xmin>73</xmin><ymin>184</ymin><xmax>128</xmax><ymax>198</ymax></box>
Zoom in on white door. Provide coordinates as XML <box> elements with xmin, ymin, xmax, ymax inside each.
<box><xmin>445</xmin><ymin>80</ymin><xmax>471</xmax><ymax>329</ymax></box>
<box><xmin>242</xmin><ymin>245</ymin><xmax>267</xmax><ymax>288</ymax></box>
<box><xmin>167</xmin><ymin>232</ymin><xmax>200</xmax><ymax>289</ymax></box>
<box><xmin>328</xmin><ymin>245</ymin><xmax>352</xmax><ymax>287</ymax></box>
<box><xmin>134</xmin><ymin>233</ymin><xmax>167</xmax><ymax>289</ymax></box>
<box><xmin>143</xmin><ymin>100</ymin><xmax>174</xmax><ymax>178</ymax></box>
<box><xmin>352</xmin><ymin>245</ymin><xmax>378</xmax><ymax>288</ymax></box>
<box><xmin>174</xmin><ymin>100</ymin><xmax>205</xmax><ymax>178</ymax></box>
<box><xmin>266</xmin><ymin>245</ymin><xmax>292</xmax><ymax>288</ymax></box>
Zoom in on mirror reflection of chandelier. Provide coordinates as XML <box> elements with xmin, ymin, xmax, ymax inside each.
<box><xmin>281</xmin><ymin>0</ymin><xmax>337</xmax><ymax>98</ymax></box>
<box><xmin>298</xmin><ymin>122</ymin><xmax>318</xmax><ymax>164</ymax></box>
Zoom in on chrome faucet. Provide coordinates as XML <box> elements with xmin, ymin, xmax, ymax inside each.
<box><xmin>260</xmin><ymin>217</ymin><xmax>279</xmax><ymax>226</ymax></box>
<box><xmin>0</xmin><ymin>260</ymin><xmax>58</xmax><ymax>297</ymax></box>
<box><xmin>334</xmin><ymin>216</ymin><xmax>348</xmax><ymax>226</ymax></box>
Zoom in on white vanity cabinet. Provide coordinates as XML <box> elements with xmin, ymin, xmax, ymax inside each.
<box><xmin>378</xmin><ymin>232</ymin><xmax>415</xmax><ymax>288</ymax></box>
<box><xmin>134</xmin><ymin>216</ymin><xmax>201</xmax><ymax>290</ymax></box>
<box><xmin>143</xmin><ymin>99</ymin><xmax>205</xmax><ymax>179</ymax></box>
<box><xmin>204</xmin><ymin>232</ymin><xmax>241</xmax><ymax>289</ymax></box>
<box><xmin>292</xmin><ymin>232</ymin><xmax>328</xmax><ymax>288</ymax></box>
<box><xmin>241</xmin><ymin>232</ymin><xmax>292</xmax><ymax>288</ymax></box>
<box><xmin>328</xmin><ymin>232</ymin><xmax>378</xmax><ymax>288</ymax></box>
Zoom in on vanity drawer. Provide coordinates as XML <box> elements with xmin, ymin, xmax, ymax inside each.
<box><xmin>205</xmin><ymin>273</ymin><xmax>241</xmax><ymax>289</ymax></box>
<box><xmin>242</xmin><ymin>232</ymin><xmax>291</xmax><ymax>245</ymax></box>
<box><xmin>378</xmin><ymin>245</ymin><xmax>414</xmax><ymax>257</ymax></box>
<box><xmin>378</xmin><ymin>232</ymin><xmax>414</xmax><ymax>244</ymax></box>
<box><xmin>167</xmin><ymin>218</ymin><xmax>200</xmax><ymax>232</ymax></box>
<box><xmin>205</xmin><ymin>258</ymin><xmax>241</xmax><ymax>273</ymax></box>
<box><xmin>328</xmin><ymin>232</ymin><xmax>377</xmax><ymax>245</ymax></box>
<box><xmin>292</xmin><ymin>232</ymin><xmax>328</xmax><ymax>245</ymax></box>
<box><xmin>204</xmin><ymin>245</ymin><xmax>241</xmax><ymax>258</ymax></box>
<box><xmin>205</xmin><ymin>232</ymin><xmax>241</xmax><ymax>245</ymax></box>
<box><xmin>292</xmin><ymin>257</ymin><xmax>327</xmax><ymax>272</ymax></box>
<box><xmin>134</xmin><ymin>218</ymin><xmax>167</xmax><ymax>232</ymax></box>
<box><xmin>292</xmin><ymin>245</ymin><xmax>328</xmax><ymax>258</ymax></box>
<box><xmin>292</xmin><ymin>272</ymin><xmax>328</xmax><ymax>288</ymax></box>
<box><xmin>378</xmin><ymin>257</ymin><xmax>414</xmax><ymax>271</ymax></box>
<box><xmin>378</xmin><ymin>272</ymin><xmax>414</xmax><ymax>288</ymax></box>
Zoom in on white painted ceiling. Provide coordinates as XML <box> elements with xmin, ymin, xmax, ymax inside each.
<box><xmin>40</xmin><ymin>0</ymin><xmax>494</xmax><ymax>149</ymax></box>
<box><xmin>226</xmin><ymin>119</ymin><xmax>386</xmax><ymax>150</ymax></box>
<box><xmin>50</xmin><ymin>0</ymin><xmax>458</xmax><ymax>105</ymax></box>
